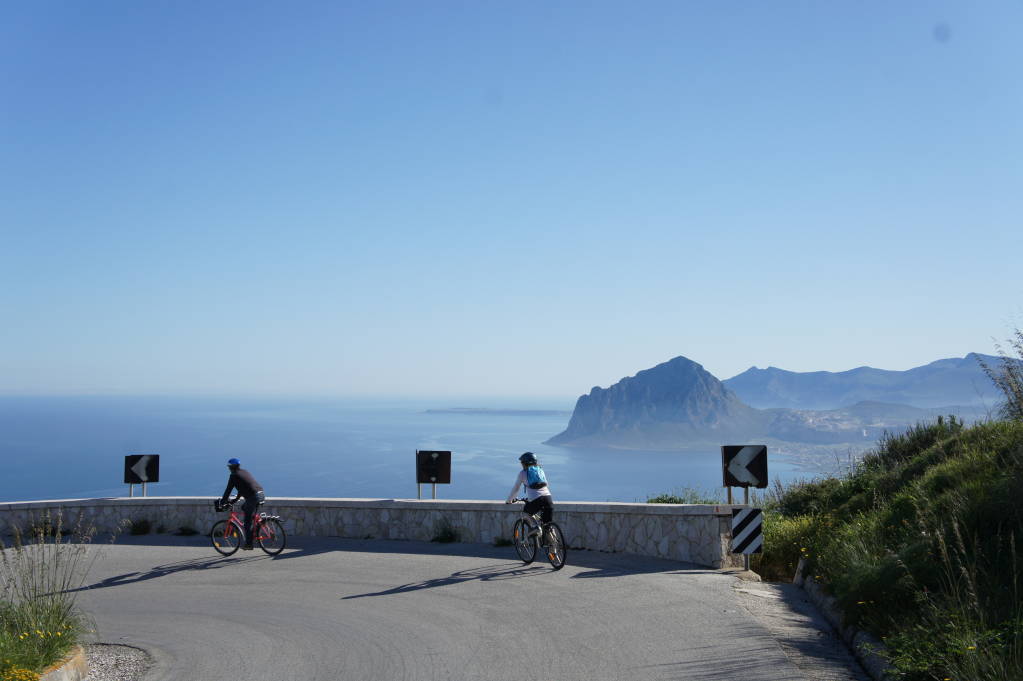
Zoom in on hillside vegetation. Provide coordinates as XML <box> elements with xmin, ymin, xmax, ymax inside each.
<box><xmin>754</xmin><ymin>356</ymin><xmax>1023</xmax><ymax>681</ymax></box>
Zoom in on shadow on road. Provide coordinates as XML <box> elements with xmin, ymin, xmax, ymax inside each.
<box><xmin>77</xmin><ymin>534</ymin><xmax>728</xmax><ymax>593</ymax></box>
<box><xmin>72</xmin><ymin>554</ymin><xmax>264</xmax><ymax>592</ymax></box>
<box><xmin>342</xmin><ymin>561</ymin><xmax>549</xmax><ymax>599</ymax></box>
<box><xmin>75</xmin><ymin>535</ymin><xmax>343</xmax><ymax>592</ymax></box>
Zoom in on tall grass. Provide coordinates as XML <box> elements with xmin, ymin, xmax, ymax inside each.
<box><xmin>755</xmin><ymin>416</ymin><xmax>1023</xmax><ymax>681</ymax></box>
<box><xmin>978</xmin><ymin>326</ymin><xmax>1023</xmax><ymax>421</ymax></box>
<box><xmin>0</xmin><ymin>511</ymin><xmax>95</xmax><ymax>677</ymax></box>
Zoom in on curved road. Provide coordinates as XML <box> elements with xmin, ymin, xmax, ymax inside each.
<box><xmin>76</xmin><ymin>536</ymin><xmax>865</xmax><ymax>681</ymax></box>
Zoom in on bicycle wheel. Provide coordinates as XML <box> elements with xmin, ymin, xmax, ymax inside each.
<box><xmin>544</xmin><ymin>522</ymin><xmax>567</xmax><ymax>570</ymax></box>
<box><xmin>257</xmin><ymin>517</ymin><xmax>286</xmax><ymax>556</ymax></box>
<box><xmin>210</xmin><ymin>520</ymin><xmax>242</xmax><ymax>556</ymax></box>
<box><xmin>512</xmin><ymin>518</ymin><xmax>537</xmax><ymax>564</ymax></box>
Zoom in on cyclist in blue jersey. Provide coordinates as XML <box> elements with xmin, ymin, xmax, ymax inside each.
<box><xmin>505</xmin><ymin>452</ymin><xmax>554</xmax><ymax>539</ymax></box>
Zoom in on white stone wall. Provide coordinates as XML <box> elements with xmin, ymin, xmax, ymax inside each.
<box><xmin>0</xmin><ymin>497</ymin><xmax>743</xmax><ymax>569</ymax></box>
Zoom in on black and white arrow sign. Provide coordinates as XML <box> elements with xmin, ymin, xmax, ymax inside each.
<box><xmin>721</xmin><ymin>445</ymin><xmax>768</xmax><ymax>488</ymax></box>
<box><xmin>131</xmin><ymin>456</ymin><xmax>151</xmax><ymax>481</ymax></box>
<box><xmin>124</xmin><ymin>454</ymin><xmax>160</xmax><ymax>484</ymax></box>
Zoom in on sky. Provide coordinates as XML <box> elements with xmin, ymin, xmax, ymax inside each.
<box><xmin>2</xmin><ymin>1</ymin><xmax>1021</xmax><ymax>400</ymax></box>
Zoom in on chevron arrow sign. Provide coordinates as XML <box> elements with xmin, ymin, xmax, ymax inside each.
<box><xmin>124</xmin><ymin>454</ymin><xmax>160</xmax><ymax>484</ymax></box>
<box><xmin>721</xmin><ymin>445</ymin><xmax>768</xmax><ymax>488</ymax></box>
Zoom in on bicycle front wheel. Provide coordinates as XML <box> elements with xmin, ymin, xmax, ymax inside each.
<box><xmin>210</xmin><ymin>520</ymin><xmax>242</xmax><ymax>556</ymax></box>
<box><xmin>257</xmin><ymin>517</ymin><xmax>286</xmax><ymax>556</ymax></box>
<box><xmin>544</xmin><ymin>522</ymin><xmax>567</xmax><ymax>570</ymax></box>
<box><xmin>513</xmin><ymin>518</ymin><xmax>537</xmax><ymax>564</ymax></box>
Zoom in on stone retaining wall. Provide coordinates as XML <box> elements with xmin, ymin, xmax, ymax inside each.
<box><xmin>0</xmin><ymin>497</ymin><xmax>742</xmax><ymax>569</ymax></box>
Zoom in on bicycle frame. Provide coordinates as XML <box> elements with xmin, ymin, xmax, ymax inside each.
<box><xmin>518</xmin><ymin>508</ymin><xmax>551</xmax><ymax>544</ymax></box>
<box><xmin>219</xmin><ymin>508</ymin><xmax>281</xmax><ymax>542</ymax></box>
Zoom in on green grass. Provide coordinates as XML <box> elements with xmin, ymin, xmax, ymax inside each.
<box><xmin>0</xmin><ymin>512</ymin><xmax>95</xmax><ymax>678</ymax></box>
<box><xmin>753</xmin><ymin>416</ymin><xmax>1023</xmax><ymax>681</ymax></box>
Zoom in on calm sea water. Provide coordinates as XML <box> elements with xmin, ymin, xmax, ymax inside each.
<box><xmin>0</xmin><ymin>396</ymin><xmax>807</xmax><ymax>503</ymax></box>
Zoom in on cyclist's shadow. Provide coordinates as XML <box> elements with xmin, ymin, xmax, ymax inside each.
<box><xmin>72</xmin><ymin>554</ymin><xmax>264</xmax><ymax>593</ymax></box>
<box><xmin>342</xmin><ymin>562</ymin><xmax>547</xmax><ymax>600</ymax></box>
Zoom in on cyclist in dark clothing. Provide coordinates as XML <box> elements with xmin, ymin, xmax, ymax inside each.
<box><xmin>220</xmin><ymin>458</ymin><xmax>265</xmax><ymax>550</ymax></box>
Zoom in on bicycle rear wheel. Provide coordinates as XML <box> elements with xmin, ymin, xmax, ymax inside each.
<box><xmin>544</xmin><ymin>522</ymin><xmax>567</xmax><ymax>570</ymax></box>
<box><xmin>257</xmin><ymin>517</ymin><xmax>286</xmax><ymax>556</ymax></box>
<box><xmin>513</xmin><ymin>518</ymin><xmax>537</xmax><ymax>564</ymax></box>
<box><xmin>210</xmin><ymin>520</ymin><xmax>242</xmax><ymax>556</ymax></box>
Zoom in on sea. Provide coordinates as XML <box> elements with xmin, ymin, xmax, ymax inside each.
<box><xmin>0</xmin><ymin>396</ymin><xmax>811</xmax><ymax>503</ymax></box>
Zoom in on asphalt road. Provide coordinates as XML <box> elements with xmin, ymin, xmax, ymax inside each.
<box><xmin>74</xmin><ymin>536</ymin><xmax>863</xmax><ymax>681</ymax></box>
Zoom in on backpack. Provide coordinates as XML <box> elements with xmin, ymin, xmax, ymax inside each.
<box><xmin>526</xmin><ymin>465</ymin><xmax>548</xmax><ymax>490</ymax></box>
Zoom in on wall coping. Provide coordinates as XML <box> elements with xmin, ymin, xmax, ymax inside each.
<box><xmin>0</xmin><ymin>496</ymin><xmax>737</xmax><ymax>516</ymax></box>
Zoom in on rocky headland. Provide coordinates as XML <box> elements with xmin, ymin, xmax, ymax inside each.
<box><xmin>546</xmin><ymin>355</ymin><xmax>993</xmax><ymax>451</ymax></box>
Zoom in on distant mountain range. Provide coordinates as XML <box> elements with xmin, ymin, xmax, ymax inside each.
<box><xmin>546</xmin><ymin>354</ymin><xmax>1003</xmax><ymax>451</ymax></box>
<box><xmin>723</xmin><ymin>353</ymin><xmax>1002</xmax><ymax>410</ymax></box>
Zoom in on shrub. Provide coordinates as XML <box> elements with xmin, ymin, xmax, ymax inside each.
<box><xmin>751</xmin><ymin>512</ymin><xmax>826</xmax><ymax>582</ymax></box>
<box><xmin>430</xmin><ymin>518</ymin><xmax>460</xmax><ymax>543</ymax></box>
<box><xmin>762</xmin><ymin>415</ymin><xmax>1023</xmax><ymax>681</ymax></box>
<box><xmin>127</xmin><ymin>518</ymin><xmax>151</xmax><ymax>536</ymax></box>
<box><xmin>0</xmin><ymin>511</ymin><xmax>93</xmax><ymax>676</ymax></box>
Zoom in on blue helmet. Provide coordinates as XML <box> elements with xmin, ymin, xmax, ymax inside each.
<box><xmin>227</xmin><ymin>458</ymin><xmax>241</xmax><ymax>468</ymax></box>
<box><xmin>519</xmin><ymin>452</ymin><xmax>538</xmax><ymax>466</ymax></box>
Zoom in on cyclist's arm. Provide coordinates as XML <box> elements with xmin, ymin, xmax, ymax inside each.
<box><xmin>220</xmin><ymin>475</ymin><xmax>236</xmax><ymax>505</ymax></box>
<box><xmin>505</xmin><ymin>470</ymin><xmax>526</xmax><ymax>504</ymax></box>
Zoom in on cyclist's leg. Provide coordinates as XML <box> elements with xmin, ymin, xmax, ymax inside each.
<box><xmin>534</xmin><ymin>496</ymin><xmax>554</xmax><ymax>542</ymax></box>
<box><xmin>522</xmin><ymin>498</ymin><xmax>543</xmax><ymax>535</ymax></box>
<box><xmin>241</xmin><ymin>497</ymin><xmax>259</xmax><ymax>548</ymax></box>
<box><xmin>536</xmin><ymin>496</ymin><xmax>553</xmax><ymax>525</ymax></box>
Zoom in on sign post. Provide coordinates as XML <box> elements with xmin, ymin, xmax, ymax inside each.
<box><xmin>415</xmin><ymin>450</ymin><xmax>451</xmax><ymax>499</ymax></box>
<box><xmin>721</xmin><ymin>445</ymin><xmax>767</xmax><ymax>570</ymax></box>
<box><xmin>124</xmin><ymin>455</ymin><xmax>160</xmax><ymax>497</ymax></box>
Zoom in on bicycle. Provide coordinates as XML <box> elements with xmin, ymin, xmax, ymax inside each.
<box><xmin>510</xmin><ymin>498</ymin><xmax>567</xmax><ymax>570</ymax></box>
<box><xmin>210</xmin><ymin>499</ymin><xmax>287</xmax><ymax>556</ymax></box>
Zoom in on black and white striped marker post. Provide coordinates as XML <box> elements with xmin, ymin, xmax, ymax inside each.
<box><xmin>731</xmin><ymin>508</ymin><xmax>763</xmax><ymax>556</ymax></box>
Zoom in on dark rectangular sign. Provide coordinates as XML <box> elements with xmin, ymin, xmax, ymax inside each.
<box><xmin>721</xmin><ymin>445</ymin><xmax>768</xmax><ymax>488</ymax></box>
<box><xmin>416</xmin><ymin>450</ymin><xmax>451</xmax><ymax>484</ymax></box>
<box><xmin>124</xmin><ymin>454</ymin><xmax>160</xmax><ymax>484</ymax></box>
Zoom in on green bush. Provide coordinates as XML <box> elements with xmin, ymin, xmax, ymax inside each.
<box><xmin>763</xmin><ymin>415</ymin><xmax>1023</xmax><ymax>681</ymax></box>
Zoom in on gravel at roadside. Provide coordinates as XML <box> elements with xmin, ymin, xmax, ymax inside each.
<box><xmin>82</xmin><ymin>644</ymin><xmax>151</xmax><ymax>681</ymax></box>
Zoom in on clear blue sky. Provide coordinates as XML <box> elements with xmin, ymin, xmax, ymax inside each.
<box><xmin>2</xmin><ymin>2</ymin><xmax>1021</xmax><ymax>399</ymax></box>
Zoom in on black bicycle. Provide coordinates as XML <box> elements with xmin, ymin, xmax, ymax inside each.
<box><xmin>510</xmin><ymin>498</ymin><xmax>567</xmax><ymax>570</ymax></box>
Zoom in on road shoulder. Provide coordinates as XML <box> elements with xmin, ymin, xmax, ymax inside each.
<box><xmin>733</xmin><ymin>580</ymin><xmax>872</xmax><ymax>681</ymax></box>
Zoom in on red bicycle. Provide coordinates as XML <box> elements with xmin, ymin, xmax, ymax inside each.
<box><xmin>210</xmin><ymin>499</ymin><xmax>287</xmax><ymax>556</ymax></box>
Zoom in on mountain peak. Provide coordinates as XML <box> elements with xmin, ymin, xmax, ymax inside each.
<box><xmin>545</xmin><ymin>355</ymin><xmax>762</xmax><ymax>448</ymax></box>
